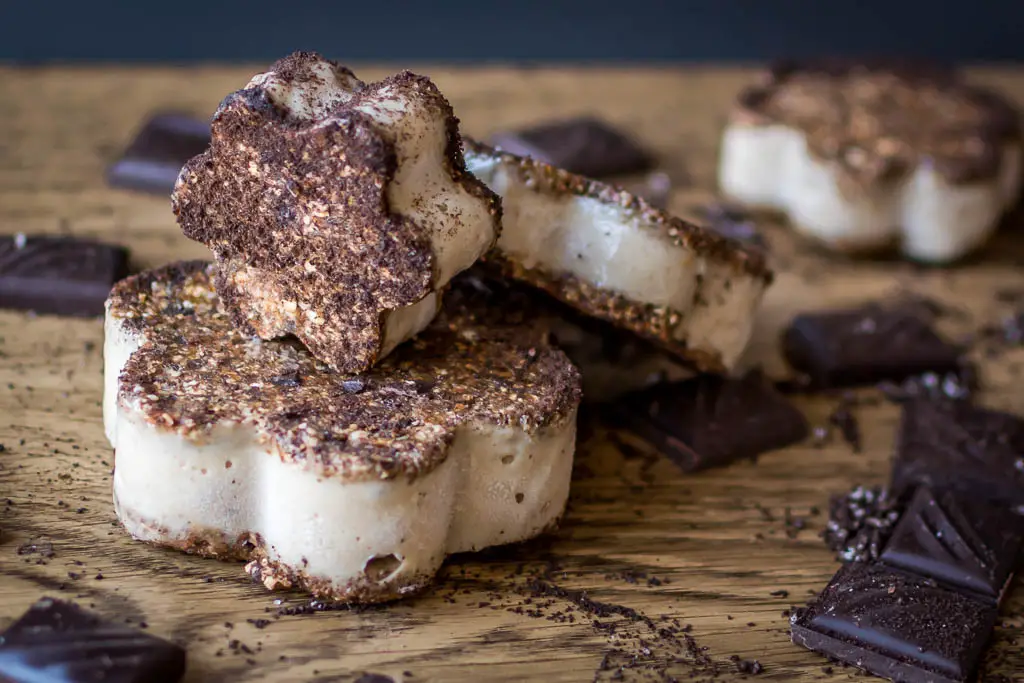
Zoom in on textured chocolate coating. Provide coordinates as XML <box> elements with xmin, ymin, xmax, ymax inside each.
<box><xmin>108</xmin><ymin>261</ymin><xmax>580</xmax><ymax>482</ymax></box>
<box><xmin>891</xmin><ymin>399</ymin><xmax>1024</xmax><ymax>509</ymax></box>
<box><xmin>607</xmin><ymin>371</ymin><xmax>809</xmax><ymax>472</ymax></box>
<box><xmin>0</xmin><ymin>235</ymin><xmax>129</xmax><ymax>317</ymax></box>
<box><xmin>490</xmin><ymin>117</ymin><xmax>654</xmax><ymax>177</ymax></box>
<box><xmin>879</xmin><ymin>486</ymin><xmax>1022</xmax><ymax>602</ymax></box>
<box><xmin>465</xmin><ymin>140</ymin><xmax>771</xmax><ymax>372</ymax></box>
<box><xmin>107</xmin><ymin>113</ymin><xmax>211</xmax><ymax>196</ymax></box>
<box><xmin>782</xmin><ymin>304</ymin><xmax>962</xmax><ymax>389</ymax></box>
<box><xmin>172</xmin><ymin>52</ymin><xmax>500</xmax><ymax>373</ymax></box>
<box><xmin>733</xmin><ymin>59</ymin><xmax>1021</xmax><ymax>190</ymax></box>
<box><xmin>791</xmin><ymin>563</ymin><xmax>997</xmax><ymax>683</ymax></box>
<box><xmin>0</xmin><ymin>597</ymin><xmax>186</xmax><ymax>683</ymax></box>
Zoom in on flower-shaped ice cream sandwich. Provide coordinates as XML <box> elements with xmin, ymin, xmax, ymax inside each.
<box><xmin>104</xmin><ymin>262</ymin><xmax>580</xmax><ymax>603</ymax></box>
<box><xmin>718</xmin><ymin>61</ymin><xmax>1022</xmax><ymax>263</ymax></box>
<box><xmin>172</xmin><ymin>52</ymin><xmax>500</xmax><ymax>373</ymax></box>
<box><xmin>464</xmin><ymin>141</ymin><xmax>772</xmax><ymax>373</ymax></box>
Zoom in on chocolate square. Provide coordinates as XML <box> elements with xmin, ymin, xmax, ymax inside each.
<box><xmin>699</xmin><ymin>203</ymin><xmax>767</xmax><ymax>249</ymax></box>
<box><xmin>782</xmin><ymin>305</ymin><xmax>961</xmax><ymax>389</ymax></box>
<box><xmin>0</xmin><ymin>597</ymin><xmax>186</xmax><ymax>683</ymax></box>
<box><xmin>879</xmin><ymin>486</ymin><xmax>1022</xmax><ymax>602</ymax></box>
<box><xmin>791</xmin><ymin>563</ymin><xmax>997</xmax><ymax>683</ymax></box>
<box><xmin>891</xmin><ymin>399</ymin><xmax>1024</xmax><ymax>509</ymax></box>
<box><xmin>107</xmin><ymin>113</ymin><xmax>211</xmax><ymax>195</ymax></box>
<box><xmin>609</xmin><ymin>371</ymin><xmax>809</xmax><ymax>472</ymax></box>
<box><xmin>490</xmin><ymin>117</ymin><xmax>653</xmax><ymax>177</ymax></box>
<box><xmin>0</xmin><ymin>235</ymin><xmax>130</xmax><ymax>317</ymax></box>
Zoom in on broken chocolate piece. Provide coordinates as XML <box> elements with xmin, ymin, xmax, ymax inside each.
<box><xmin>891</xmin><ymin>399</ymin><xmax>1024</xmax><ymax>509</ymax></box>
<box><xmin>490</xmin><ymin>117</ymin><xmax>653</xmax><ymax>177</ymax></box>
<box><xmin>791</xmin><ymin>563</ymin><xmax>997</xmax><ymax>683</ymax></box>
<box><xmin>107</xmin><ymin>113</ymin><xmax>210</xmax><ymax>195</ymax></box>
<box><xmin>0</xmin><ymin>235</ymin><xmax>130</xmax><ymax>317</ymax></box>
<box><xmin>879</xmin><ymin>486</ymin><xmax>1022</xmax><ymax>602</ymax></box>
<box><xmin>609</xmin><ymin>371</ymin><xmax>809</xmax><ymax>472</ymax></box>
<box><xmin>0</xmin><ymin>597</ymin><xmax>186</xmax><ymax>683</ymax></box>
<box><xmin>782</xmin><ymin>305</ymin><xmax>962</xmax><ymax>389</ymax></box>
<box><xmin>699</xmin><ymin>203</ymin><xmax>767</xmax><ymax>248</ymax></box>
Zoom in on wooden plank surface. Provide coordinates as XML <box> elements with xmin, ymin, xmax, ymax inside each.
<box><xmin>1</xmin><ymin>64</ymin><xmax>1023</xmax><ymax>682</ymax></box>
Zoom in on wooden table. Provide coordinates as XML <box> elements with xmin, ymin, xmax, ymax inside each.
<box><xmin>1</xmin><ymin>64</ymin><xmax>1023</xmax><ymax>682</ymax></box>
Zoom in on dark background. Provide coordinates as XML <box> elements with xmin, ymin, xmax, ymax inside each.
<box><xmin>4</xmin><ymin>1</ymin><xmax>1024</xmax><ymax>63</ymax></box>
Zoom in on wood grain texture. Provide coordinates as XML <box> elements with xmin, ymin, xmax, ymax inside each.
<box><xmin>1</xmin><ymin>64</ymin><xmax>1023</xmax><ymax>682</ymax></box>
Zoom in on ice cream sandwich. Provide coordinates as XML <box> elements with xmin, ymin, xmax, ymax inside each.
<box><xmin>464</xmin><ymin>140</ymin><xmax>772</xmax><ymax>373</ymax></box>
<box><xmin>718</xmin><ymin>60</ymin><xmax>1022</xmax><ymax>263</ymax></box>
<box><xmin>104</xmin><ymin>261</ymin><xmax>579</xmax><ymax>603</ymax></box>
<box><xmin>173</xmin><ymin>52</ymin><xmax>500</xmax><ymax>373</ymax></box>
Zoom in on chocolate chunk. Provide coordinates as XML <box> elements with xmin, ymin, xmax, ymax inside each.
<box><xmin>791</xmin><ymin>563</ymin><xmax>997</xmax><ymax>683</ymax></box>
<box><xmin>490</xmin><ymin>117</ymin><xmax>653</xmax><ymax>177</ymax></box>
<box><xmin>609</xmin><ymin>371</ymin><xmax>808</xmax><ymax>472</ymax></box>
<box><xmin>0</xmin><ymin>597</ymin><xmax>186</xmax><ymax>683</ymax></box>
<box><xmin>107</xmin><ymin>113</ymin><xmax>210</xmax><ymax>195</ymax></box>
<box><xmin>782</xmin><ymin>305</ymin><xmax>961</xmax><ymax>389</ymax></box>
<box><xmin>823</xmin><ymin>484</ymin><xmax>902</xmax><ymax>563</ymax></box>
<box><xmin>879</xmin><ymin>486</ymin><xmax>1022</xmax><ymax>602</ymax></box>
<box><xmin>0</xmin><ymin>235</ymin><xmax>130</xmax><ymax>317</ymax></box>
<box><xmin>891</xmin><ymin>399</ymin><xmax>1024</xmax><ymax>509</ymax></box>
<box><xmin>699</xmin><ymin>203</ymin><xmax>767</xmax><ymax>248</ymax></box>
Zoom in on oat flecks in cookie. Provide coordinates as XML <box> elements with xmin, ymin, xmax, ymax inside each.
<box><xmin>735</xmin><ymin>60</ymin><xmax>1020</xmax><ymax>188</ymax></box>
<box><xmin>108</xmin><ymin>262</ymin><xmax>580</xmax><ymax>482</ymax></box>
<box><xmin>172</xmin><ymin>51</ymin><xmax>500</xmax><ymax>373</ymax></box>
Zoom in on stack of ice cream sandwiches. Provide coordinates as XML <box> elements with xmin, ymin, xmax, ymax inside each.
<box><xmin>103</xmin><ymin>51</ymin><xmax>772</xmax><ymax>603</ymax></box>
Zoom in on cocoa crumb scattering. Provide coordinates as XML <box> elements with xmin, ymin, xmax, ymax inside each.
<box><xmin>822</xmin><ymin>485</ymin><xmax>902</xmax><ymax>563</ymax></box>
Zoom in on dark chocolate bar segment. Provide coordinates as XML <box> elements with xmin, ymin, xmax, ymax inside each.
<box><xmin>490</xmin><ymin>117</ymin><xmax>653</xmax><ymax>177</ymax></box>
<box><xmin>791</xmin><ymin>563</ymin><xmax>997</xmax><ymax>683</ymax></box>
<box><xmin>107</xmin><ymin>113</ymin><xmax>210</xmax><ymax>195</ymax></box>
<box><xmin>891</xmin><ymin>399</ymin><xmax>1024</xmax><ymax>509</ymax></box>
<box><xmin>782</xmin><ymin>305</ymin><xmax>962</xmax><ymax>389</ymax></box>
<box><xmin>0</xmin><ymin>597</ymin><xmax>186</xmax><ymax>683</ymax></box>
<box><xmin>879</xmin><ymin>486</ymin><xmax>1021</xmax><ymax>602</ymax></box>
<box><xmin>609</xmin><ymin>371</ymin><xmax>809</xmax><ymax>472</ymax></box>
<box><xmin>0</xmin><ymin>235</ymin><xmax>130</xmax><ymax>317</ymax></box>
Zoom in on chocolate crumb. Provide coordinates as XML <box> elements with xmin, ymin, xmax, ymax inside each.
<box><xmin>355</xmin><ymin>674</ymin><xmax>395</xmax><ymax>683</ymax></box>
<box><xmin>822</xmin><ymin>484</ymin><xmax>901</xmax><ymax>563</ymax></box>
<box><xmin>828</xmin><ymin>397</ymin><xmax>861</xmax><ymax>453</ymax></box>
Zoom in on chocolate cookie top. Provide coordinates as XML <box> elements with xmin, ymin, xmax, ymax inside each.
<box><xmin>464</xmin><ymin>140</ymin><xmax>771</xmax><ymax>281</ymax></box>
<box><xmin>732</xmin><ymin>59</ymin><xmax>1021</xmax><ymax>187</ymax></box>
<box><xmin>172</xmin><ymin>51</ymin><xmax>500</xmax><ymax>372</ymax></box>
<box><xmin>108</xmin><ymin>262</ymin><xmax>580</xmax><ymax>482</ymax></box>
